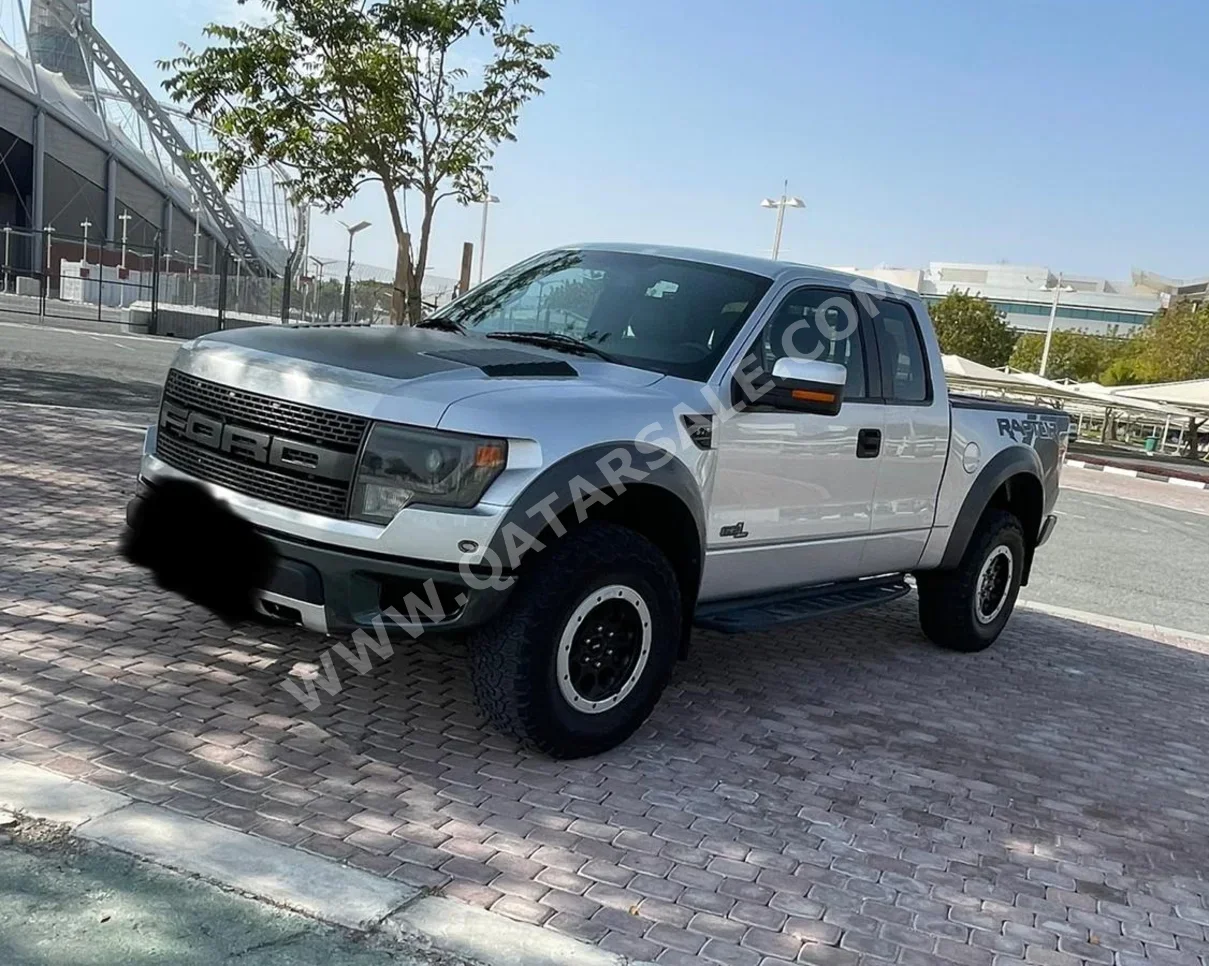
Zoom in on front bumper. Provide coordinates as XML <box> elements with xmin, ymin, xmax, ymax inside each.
<box><xmin>126</xmin><ymin>484</ymin><xmax>513</xmax><ymax>637</ymax></box>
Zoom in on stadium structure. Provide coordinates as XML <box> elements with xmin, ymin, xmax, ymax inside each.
<box><xmin>0</xmin><ymin>0</ymin><xmax>302</xmax><ymax>288</ymax></box>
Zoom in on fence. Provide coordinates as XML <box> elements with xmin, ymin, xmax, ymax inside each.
<box><xmin>0</xmin><ymin>226</ymin><xmax>461</xmax><ymax>334</ymax></box>
<box><xmin>0</xmin><ymin>225</ymin><xmax>159</xmax><ymax>325</ymax></box>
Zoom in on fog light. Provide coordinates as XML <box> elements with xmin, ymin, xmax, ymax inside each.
<box><xmin>359</xmin><ymin>483</ymin><xmax>413</xmax><ymax>520</ymax></box>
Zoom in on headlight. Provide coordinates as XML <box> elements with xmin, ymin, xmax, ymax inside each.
<box><xmin>351</xmin><ymin>423</ymin><xmax>507</xmax><ymax>523</ymax></box>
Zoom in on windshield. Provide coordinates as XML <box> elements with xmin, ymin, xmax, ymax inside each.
<box><xmin>431</xmin><ymin>249</ymin><xmax>773</xmax><ymax>380</ymax></box>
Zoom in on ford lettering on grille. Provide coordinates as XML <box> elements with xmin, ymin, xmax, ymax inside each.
<box><xmin>154</xmin><ymin>372</ymin><xmax>367</xmax><ymax>518</ymax></box>
<box><xmin>159</xmin><ymin>402</ymin><xmax>355</xmax><ymax>483</ymax></box>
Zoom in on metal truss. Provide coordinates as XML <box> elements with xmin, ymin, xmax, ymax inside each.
<box><xmin>42</xmin><ymin>0</ymin><xmax>269</xmax><ymax>273</ymax></box>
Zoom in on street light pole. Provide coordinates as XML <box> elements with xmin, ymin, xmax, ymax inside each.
<box><xmin>760</xmin><ymin>181</ymin><xmax>805</xmax><ymax>261</ymax></box>
<box><xmin>45</xmin><ymin>225</ymin><xmax>55</xmax><ymax>283</ymax></box>
<box><xmin>118</xmin><ymin>210</ymin><xmax>132</xmax><ymax>269</ymax></box>
<box><xmin>339</xmin><ymin>220</ymin><xmax>371</xmax><ymax>324</ymax></box>
<box><xmin>343</xmin><ymin>234</ymin><xmax>354</xmax><ymax>324</ymax></box>
<box><xmin>771</xmin><ymin>203</ymin><xmax>786</xmax><ymax>260</ymax></box>
<box><xmin>1039</xmin><ymin>272</ymin><xmax>1068</xmax><ymax>379</ymax></box>
<box><xmin>309</xmin><ymin>255</ymin><xmax>336</xmax><ymax>322</ymax></box>
<box><xmin>191</xmin><ymin>194</ymin><xmax>201</xmax><ymax>272</ymax></box>
<box><xmin>191</xmin><ymin>193</ymin><xmax>202</xmax><ymax>307</ymax></box>
<box><xmin>478</xmin><ymin>193</ymin><xmax>499</xmax><ymax>283</ymax></box>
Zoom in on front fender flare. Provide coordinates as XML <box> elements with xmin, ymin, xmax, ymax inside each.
<box><xmin>484</xmin><ymin>442</ymin><xmax>706</xmax><ymax>576</ymax></box>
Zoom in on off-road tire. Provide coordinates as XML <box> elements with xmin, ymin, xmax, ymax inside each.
<box><xmin>917</xmin><ymin>509</ymin><xmax>1025</xmax><ymax>653</ymax></box>
<box><xmin>468</xmin><ymin>521</ymin><xmax>681</xmax><ymax>759</ymax></box>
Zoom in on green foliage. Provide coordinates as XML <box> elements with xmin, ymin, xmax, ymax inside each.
<box><xmin>161</xmin><ymin>0</ymin><xmax>556</xmax><ymax>322</ymax></box>
<box><xmin>1127</xmin><ymin>302</ymin><xmax>1209</xmax><ymax>383</ymax></box>
<box><xmin>1008</xmin><ymin>330</ymin><xmax>1125</xmax><ymax>383</ymax></box>
<box><xmin>1099</xmin><ymin>354</ymin><xmax>1147</xmax><ymax>386</ymax></box>
<box><xmin>303</xmin><ymin>277</ymin><xmax>346</xmax><ymax>323</ymax></box>
<box><xmin>1004</xmin><ymin>305</ymin><xmax>1209</xmax><ymax>386</ymax></box>
<box><xmin>926</xmin><ymin>291</ymin><xmax>1017</xmax><ymax>367</ymax></box>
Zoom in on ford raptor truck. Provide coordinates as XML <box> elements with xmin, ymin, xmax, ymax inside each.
<box><xmin>127</xmin><ymin>244</ymin><xmax>1069</xmax><ymax>758</ymax></box>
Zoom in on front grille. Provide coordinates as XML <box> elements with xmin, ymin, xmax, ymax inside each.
<box><xmin>163</xmin><ymin>369</ymin><xmax>368</xmax><ymax>448</ymax></box>
<box><xmin>156</xmin><ymin>433</ymin><xmax>351</xmax><ymax>518</ymax></box>
<box><xmin>156</xmin><ymin>370</ymin><xmax>368</xmax><ymax>519</ymax></box>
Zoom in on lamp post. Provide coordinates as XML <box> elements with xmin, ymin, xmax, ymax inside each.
<box><xmin>3</xmin><ymin>226</ymin><xmax>11</xmax><ymax>292</ymax></box>
<box><xmin>760</xmin><ymin>181</ymin><xmax>805</xmax><ymax>260</ymax></box>
<box><xmin>79</xmin><ymin>219</ymin><xmax>92</xmax><ymax>264</ymax></box>
<box><xmin>1038</xmin><ymin>272</ymin><xmax>1075</xmax><ymax>378</ymax></box>
<box><xmin>44</xmin><ymin>225</ymin><xmax>55</xmax><ymax>282</ymax></box>
<box><xmin>190</xmin><ymin>193</ymin><xmax>203</xmax><ymax>306</ymax></box>
<box><xmin>118</xmin><ymin>210</ymin><xmax>132</xmax><ymax>269</ymax></box>
<box><xmin>340</xmin><ymin>220</ymin><xmax>371</xmax><ymax>324</ymax></box>
<box><xmin>478</xmin><ymin>192</ymin><xmax>499</xmax><ymax>283</ymax></box>
<box><xmin>309</xmin><ymin>255</ymin><xmax>337</xmax><ymax>322</ymax></box>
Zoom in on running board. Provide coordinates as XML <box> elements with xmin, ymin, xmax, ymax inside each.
<box><xmin>693</xmin><ymin>575</ymin><xmax>910</xmax><ymax>634</ymax></box>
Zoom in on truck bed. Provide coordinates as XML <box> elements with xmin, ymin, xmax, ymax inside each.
<box><xmin>950</xmin><ymin>393</ymin><xmax>1065</xmax><ymax>419</ymax></box>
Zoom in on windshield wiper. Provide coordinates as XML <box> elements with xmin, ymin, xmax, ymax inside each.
<box><xmin>416</xmin><ymin>316</ymin><xmax>464</xmax><ymax>333</ymax></box>
<box><xmin>486</xmin><ymin>331</ymin><xmax>616</xmax><ymax>363</ymax></box>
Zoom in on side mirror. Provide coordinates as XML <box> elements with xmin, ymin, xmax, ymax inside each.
<box><xmin>757</xmin><ymin>358</ymin><xmax>847</xmax><ymax>415</ymax></box>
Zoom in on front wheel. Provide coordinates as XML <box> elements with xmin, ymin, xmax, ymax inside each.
<box><xmin>916</xmin><ymin>509</ymin><xmax>1025</xmax><ymax>652</ymax></box>
<box><xmin>467</xmin><ymin>522</ymin><xmax>681</xmax><ymax>758</ymax></box>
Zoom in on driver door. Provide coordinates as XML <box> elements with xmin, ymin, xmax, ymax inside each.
<box><xmin>701</xmin><ymin>287</ymin><xmax>883</xmax><ymax>601</ymax></box>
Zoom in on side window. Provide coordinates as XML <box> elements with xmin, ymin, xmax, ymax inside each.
<box><xmin>758</xmin><ymin>290</ymin><xmax>866</xmax><ymax>400</ymax></box>
<box><xmin>876</xmin><ymin>301</ymin><xmax>929</xmax><ymax>403</ymax></box>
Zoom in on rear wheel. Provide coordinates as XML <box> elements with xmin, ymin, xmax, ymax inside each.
<box><xmin>917</xmin><ymin>509</ymin><xmax>1025</xmax><ymax>652</ymax></box>
<box><xmin>468</xmin><ymin>522</ymin><xmax>681</xmax><ymax>758</ymax></box>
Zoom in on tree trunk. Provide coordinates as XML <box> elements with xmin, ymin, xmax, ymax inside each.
<box><xmin>381</xmin><ymin>179</ymin><xmax>409</xmax><ymax>325</ymax></box>
<box><xmin>407</xmin><ymin>198</ymin><xmax>436</xmax><ymax>325</ymax></box>
<box><xmin>391</xmin><ymin>235</ymin><xmax>411</xmax><ymax>325</ymax></box>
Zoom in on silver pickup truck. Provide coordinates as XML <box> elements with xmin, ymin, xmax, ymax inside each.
<box><xmin>128</xmin><ymin>244</ymin><xmax>1069</xmax><ymax>757</ymax></box>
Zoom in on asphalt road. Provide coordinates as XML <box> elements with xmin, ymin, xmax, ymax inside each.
<box><xmin>1020</xmin><ymin>479</ymin><xmax>1209</xmax><ymax>638</ymax></box>
<box><xmin>0</xmin><ymin>318</ymin><xmax>176</xmax><ymax>410</ymax></box>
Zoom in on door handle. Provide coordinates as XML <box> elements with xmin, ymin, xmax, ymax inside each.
<box><xmin>857</xmin><ymin>428</ymin><xmax>882</xmax><ymax>459</ymax></box>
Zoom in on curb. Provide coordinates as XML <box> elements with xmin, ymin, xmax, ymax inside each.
<box><xmin>0</xmin><ymin>756</ymin><xmax>623</xmax><ymax>966</ymax></box>
<box><xmin>1019</xmin><ymin>601</ymin><xmax>1209</xmax><ymax>648</ymax></box>
<box><xmin>1064</xmin><ymin>457</ymin><xmax>1209</xmax><ymax>490</ymax></box>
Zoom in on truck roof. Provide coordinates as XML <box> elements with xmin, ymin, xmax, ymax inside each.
<box><xmin>571</xmin><ymin>242</ymin><xmax>920</xmax><ymax>301</ymax></box>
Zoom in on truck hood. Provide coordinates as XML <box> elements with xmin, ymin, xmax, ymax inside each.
<box><xmin>173</xmin><ymin>324</ymin><xmax>665</xmax><ymax>428</ymax></box>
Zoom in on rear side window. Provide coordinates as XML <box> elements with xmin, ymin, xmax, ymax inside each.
<box><xmin>876</xmin><ymin>301</ymin><xmax>930</xmax><ymax>403</ymax></box>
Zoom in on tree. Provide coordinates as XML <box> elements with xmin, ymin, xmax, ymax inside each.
<box><xmin>927</xmin><ymin>291</ymin><xmax>1017</xmax><ymax>367</ymax></box>
<box><xmin>1097</xmin><ymin>336</ymin><xmax>1148</xmax><ymax>386</ymax></box>
<box><xmin>1008</xmin><ymin>330</ymin><xmax>1125</xmax><ymax>383</ymax></box>
<box><xmin>352</xmin><ymin>278</ymin><xmax>392</xmax><ymax>322</ymax></box>
<box><xmin>542</xmin><ymin>274</ymin><xmax>605</xmax><ymax>331</ymax></box>
<box><xmin>1128</xmin><ymin>302</ymin><xmax>1209</xmax><ymax>383</ymax></box>
<box><xmin>161</xmin><ymin>0</ymin><xmax>556</xmax><ymax>324</ymax></box>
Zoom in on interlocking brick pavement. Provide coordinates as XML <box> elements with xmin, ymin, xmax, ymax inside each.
<box><xmin>3</xmin><ymin>398</ymin><xmax>1209</xmax><ymax>965</ymax></box>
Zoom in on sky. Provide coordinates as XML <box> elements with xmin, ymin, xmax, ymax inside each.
<box><xmin>91</xmin><ymin>0</ymin><xmax>1209</xmax><ymax>282</ymax></box>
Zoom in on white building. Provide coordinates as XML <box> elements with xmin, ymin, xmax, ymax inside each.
<box><xmin>834</xmin><ymin>262</ymin><xmax>1165</xmax><ymax>337</ymax></box>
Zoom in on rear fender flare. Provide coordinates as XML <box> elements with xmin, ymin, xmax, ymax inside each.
<box><xmin>940</xmin><ymin>446</ymin><xmax>1042</xmax><ymax>570</ymax></box>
